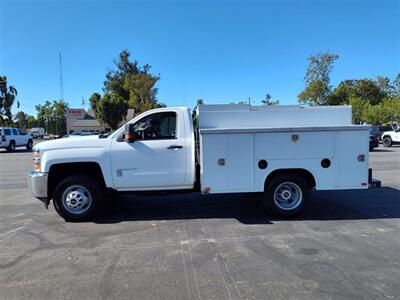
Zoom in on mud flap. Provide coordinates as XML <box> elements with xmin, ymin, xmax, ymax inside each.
<box><xmin>368</xmin><ymin>168</ymin><xmax>381</xmax><ymax>188</ymax></box>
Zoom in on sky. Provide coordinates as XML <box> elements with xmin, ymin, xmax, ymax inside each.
<box><xmin>1</xmin><ymin>0</ymin><xmax>399</xmax><ymax>116</ymax></box>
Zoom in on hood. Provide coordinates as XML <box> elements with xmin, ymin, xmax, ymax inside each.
<box><xmin>34</xmin><ymin>135</ymin><xmax>109</xmax><ymax>151</ymax></box>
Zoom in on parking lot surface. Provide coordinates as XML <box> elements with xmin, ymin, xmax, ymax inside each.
<box><xmin>1</xmin><ymin>143</ymin><xmax>400</xmax><ymax>299</ymax></box>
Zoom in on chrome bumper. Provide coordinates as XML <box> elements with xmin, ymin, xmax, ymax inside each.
<box><xmin>27</xmin><ymin>172</ymin><xmax>48</xmax><ymax>199</ymax></box>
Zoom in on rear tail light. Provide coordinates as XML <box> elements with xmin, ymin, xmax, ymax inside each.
<box><xmin>1</xmin><ymin>135</ymin><xmax>5</xmax><ymax>142</ymax></box>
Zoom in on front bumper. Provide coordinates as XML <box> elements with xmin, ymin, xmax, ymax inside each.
<box><xmin>27</xmin><ymin>172</ymin><xmax>49</xmax><ymax>207</ymax></box>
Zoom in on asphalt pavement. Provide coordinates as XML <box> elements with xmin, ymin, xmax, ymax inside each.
<box><xmin>0</xmin><ymin>142</ymin><xmax>399</xmax><ymax>299</ymax></box>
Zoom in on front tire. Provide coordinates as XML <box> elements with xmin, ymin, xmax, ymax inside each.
<box><xmin>53</xmin><ymin>176</ymin><xmax>103</xmax><ymax>221</ymax></box>
<box><xmin>262</xmin><ymin>174</ymin><xmax>310</xmax><ymax>217</ymax></box>
<box><xmin>7</xmin><ymin>141</ymin><xmax>15</xmax><ymax>152</ymax></box>
<box><xmin>26</xmin><ymin>139</ymin><xmax>33</xmax><ymax>151</ymax></box>
<box><xmin>383</xmin><ymin>137</ymin><xmax>392</xmax><ymax>147</ymax></box>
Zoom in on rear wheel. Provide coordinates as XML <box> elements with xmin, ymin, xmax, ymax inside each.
<box><xmin>262</xmin><ymin>174</ymin><xmax>310</xmax><ymax>217</ymax></box>
<box><xmin>26</xmin><ymin>139</ymin><xmax>33</xmax><ymax>151</ymax></box>
<box><xmin>7</xmin><ymin>140</ymin><xmax>15</xmax><ymax>152</ymax></box>
<box><xmin>383</xmin><ymin>137</ymin><xmax>392</xmax><ymax>147</ymax></box>
<box><xmin>53</xmin><ymin>175</ymin><xmax>103</xmax><ymax>221</ymax></box>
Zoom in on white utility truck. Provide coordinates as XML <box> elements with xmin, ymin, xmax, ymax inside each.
<box><xmin>28</xmin><ymin>104</ymin><xmax>377</xmax><ymax>221</ymax></box>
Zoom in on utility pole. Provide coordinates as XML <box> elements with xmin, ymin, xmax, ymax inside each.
<box><xmin>59</xmin><ymin>52</ymin><xmax>64</xmax><ymax>101</ymax></box>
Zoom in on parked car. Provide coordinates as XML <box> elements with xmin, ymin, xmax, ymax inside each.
<box><xmin>382</xmin><ymin>126</ymin><xmax>400</xmax><ymax>147</ymax></box>
<box><xmin>27</xmin><ymin>104</ymin><xmax>378</xmax><ymax>221</ymax></box>
<box><xmin>0</xmin><ymin>127</ymin><xmax>33</xmax><ymax>151</ymax></box>
<box><xmin>370</xmin><ymin>125</ymin><xmax>394</xmax><ymax>141</ymax></box>
<box><xmin>29</xmin><ymin>127</ymin><xmax>45</xmax><ymax>139</ymax></box>
<box><xmin>369</xmin><ymin>134</ymin><xmax>379</xmax><ymax>151</ymax></box>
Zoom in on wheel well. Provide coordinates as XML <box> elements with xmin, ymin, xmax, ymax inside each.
<box><xmin>48</xmin><ymin>162</ymin><xmax>106</xmax><ymax>199</ymax></box>
<box><xmin>264</xmin><ymin>169</ymin><xmax>316</xmax><ymax>189</ymax></box>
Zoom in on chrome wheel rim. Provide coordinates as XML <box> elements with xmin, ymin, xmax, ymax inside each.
<box><xmin>62</xmin><ymin>185</ymin><xmax>92</xmax><ymax>214</ymax></box>
<box><xmin>273</xmin><ymin>182</ymin><xmax>302</xmax><ymax>211</ymax></box>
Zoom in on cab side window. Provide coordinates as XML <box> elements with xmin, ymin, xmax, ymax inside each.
<box><xmin>134</xmin><ymin>112</ymin><xmax>177</xmax><ymax>140</ymax></box>
<box><xmin>17</xmin><ymin>129</ymin><xmax>25</xmax><ymax>135</ymax></box>
<box><xmin>12</xmin><ymin>129</ymin><xmax>18</xmax><ymax>135</ymax></box>
<box><xmin>3</xmin><ymin>129</ymin><xmax>11</xmax><ymax>135</ymax></box>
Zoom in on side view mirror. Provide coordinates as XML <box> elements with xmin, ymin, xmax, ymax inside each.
<box><xmin>124</xmin><ymin>124</ymin><xmax>136</xmax><ymax>143</ymax></box>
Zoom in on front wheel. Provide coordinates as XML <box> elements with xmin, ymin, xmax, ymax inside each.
<box><xmin>7</xmin><ymin>141</ymin><xmax>15</xmax><ymax>152</ymax></box>
<box><xmin>53</xmin><ymin>175</ymin><xmax>103</xmax><ymax>221</ymax></box>
<box><xmin>262</xmin><ymin>174</ymin><xmax>310</xmax><ymax>217</ymax></box>
<box><xmin>26</xmin><ymin>139</ymin><xmax>33</xmax><ymax>151</ymax></box>
<box><xmin>383</xmin><ymin>137</ymin><xmax>392</xmax><ymax>147</ymax></box>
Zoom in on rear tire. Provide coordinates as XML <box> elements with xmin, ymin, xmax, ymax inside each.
<box><xmin>383</xmin><ymin>137</ymin><xmax>392</xmax><ymax>147</ymax></box>
<box><xmin>7</xmin><ymin>141</ymin><xmax>15</xmax><ymax>152</ymax></box>
<box><xmin>262</xmin><ymin>174</ymin><xmax>310</xmax><ymax>217</ymax></box>
<box><xmin>26</xmin><ymin>139</ymin><xmax>33</xmax><ymax>151</ymax></box>
<box><xmin>53</xmin><ymin>175</ymin><xmax>104</xmax><ymax>222</ymax></box>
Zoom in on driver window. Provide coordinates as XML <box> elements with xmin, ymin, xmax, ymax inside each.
<box><xmin>134</xmin><ymin>112</ymin><xmax>177</xmax><ymax>140</ymax></box>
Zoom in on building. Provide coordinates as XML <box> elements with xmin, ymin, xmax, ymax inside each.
<box><xmin>66</xmin><ymin>108</ymin><xmax>135</xmax><ymax>133</ymax></box>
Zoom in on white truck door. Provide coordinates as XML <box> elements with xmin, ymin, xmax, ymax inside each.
<box><xmin>110</xmin><ymin>111</ymin><xmax>187</xmax><ymax>189</ymax></box>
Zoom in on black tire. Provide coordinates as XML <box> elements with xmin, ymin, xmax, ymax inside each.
<box><xmin>26</xmin><ymin>139</ymin><xmax>33</xmax><ymax>151</ymax></box>
<box><xmin>53</xmin><ymin>175</ymin><xmax>104</xmax><ymax>222</ymax></box>
<box><xmin>7</xmin><ymin>140</ymin><xmax>15</xmax><ymax>152</ymax></box>
<box><xmin>383</xmin><ymin>137</ymin><xmax>392</xmax><ymax>147</ymax></box>
<box><xmin>262</xmin><ymin>174</ymin><xmax>310</xmax><ymax>217</ymax></box>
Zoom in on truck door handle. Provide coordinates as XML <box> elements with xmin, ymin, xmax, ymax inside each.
<box><xmin>167</xmin><ymin>145</ymin><xmax>183</xmax><ymax>150</ymax></box>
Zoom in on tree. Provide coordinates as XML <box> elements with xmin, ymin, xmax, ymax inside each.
<box><xmin>26</xmin><ymin>115</ymin><xmax>37</xmax><ymax>129</ymax></box>
<box><xmin>393</xmin><ymin>73</ymin><xmax>400</xmax><ymax>96</ymax></box>
<box><xmin>0</xmin><ymin>76</ymin><xmax>18</xmax><ymax>125</ymax></box>
<box><xmin>298</xmin><ymin>80</ymin><xmax>331</xmax><ymax>105</ymax></box>
<box><xmin>298</xmin><ymin>52</ymin><xmax>339</xmax><ymax>105</ymax></box>
<box><xmin>103</xmin><ymin>50</ymin><xmax>162</xmax><ymax>115</ymax></box>
<box><xmin>362</xmin><ymin>104</ymin><xmax>385</xmax><ymax>125</ymax></box>
<box><xmin>90</xmin><ymin>93</ymin><xmax>128</xmax><ymax>130</ymax></box>
<box><xmin>15</xmin><ymin>111</ymin><xmax>28</xmax><ymax>129</ymax></box>
<box><xmin>350</xmin><ymin>79</ymin><xmax>386</xmax><ymax>105</ymax></box>
<box><xmin>328</xmin><ymin>81</ymin><xmax>351</xmax><ymax>105</ymax></box>
<box><xmin>52</xmin><ymin>100</ymin><xmax>68</xmax><ymax>135</ymax></box>
<box><xmin>262</xmin><ymin>94</ymin><xmax>279</xmax><ymax>105</ymax></box>
<box><xmin>89</xmin><ymin>93</ymin><xmax>103</xmax><ymax>125</ymax></box>
<box><xmin>90</xmin><ymin>50</ymin><xmax>164</xmax><ymax>130</ymax></box>
<box><xmin>376</xmin><ymin>76</ymin><xmax>395</xmax><ymax>98</ymax></box>
<box><xmin>35</xmin><ymin>100</ymin><xmax>68</xmax><ymax>135</ymax></box>
<box><xmin>381</xmin><ymin>96</ymin><xmax>400</xmax><ymax>123</ymax></box>
<box><xmin>349</xmin><ymin>97</ymin><xmax>369</xmax><ymax>124</ymax></box>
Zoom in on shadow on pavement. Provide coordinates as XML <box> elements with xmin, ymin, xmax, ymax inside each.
<box><xmin>0</xmin><ymin>148</ymin><xmax>32</xmax><ymax>153</ymax></box>
<box><xmin>371</xmin><ymin>148</ymin><xmax>394</xmax><ymax>152</ymax></box>
<box><xmin>95</xmin><ymin>186</ymin><xmax>400</xmax><ymax>224</ymax></box>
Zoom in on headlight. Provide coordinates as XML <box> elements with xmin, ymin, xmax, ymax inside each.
<box><xmin>33</xmin><ymin>150</ymin><xmax>41</xmax><ymax>172</ymax></box>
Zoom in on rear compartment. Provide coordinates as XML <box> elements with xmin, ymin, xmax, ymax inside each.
<box><xmin>197</xmin><ymin>104</ymin><xmax>370</xmax><ymax>194</ymax></box>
